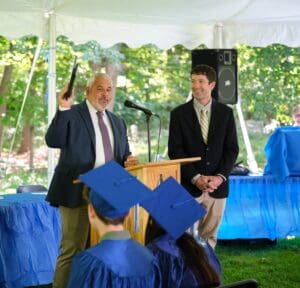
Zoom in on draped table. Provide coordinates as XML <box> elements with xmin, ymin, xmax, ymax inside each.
<box><xmin>219</xmin><ymin>127</ymin><xmax>300</xmax><ymax>240</ymax></box>
<box><xmin>264</xmin><ymin>126</ymin><xmax>300</xmax><ymax>180</ymax></box>
<box><xmin>0</xmin><ymin>192</ymin><xmax>61</xmax><ymax>287</ymax></box>
<box><xmin>218</xmin><ymin>176</ymin><xmax>300</xmax><ymax>240</ymax></box>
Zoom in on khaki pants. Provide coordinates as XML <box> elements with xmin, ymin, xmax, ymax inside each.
<box><xmin>194</xmin><ymin>193</ymin><xmax>226</xmax><ymax>249</ymax></box>
<box><xmin>52</xmin><ymin>203</ymin><xmax>90</xmax><ymax>288</ymax></box>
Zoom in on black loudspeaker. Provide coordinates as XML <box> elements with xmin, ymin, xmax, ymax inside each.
<box><xmin>192</xmin><ymin>49</ymin><xmax>238</xmax><ymax>104</ymax></box>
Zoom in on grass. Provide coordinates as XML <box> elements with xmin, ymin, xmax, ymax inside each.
<box><xmin>216</xmin><ymin>237</ymin><xmax>300</xmax><ymax>287</ymax></box>
<box><xmin>25</xmin><ymin>238</ymin><xmax>300</xmax><ymax>288</ymax></box>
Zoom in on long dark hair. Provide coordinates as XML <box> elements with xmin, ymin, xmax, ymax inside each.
<box><xmin>145</xmin><ymin>216</ymin><xmax>220</xmax><ymax>287</ymax></box>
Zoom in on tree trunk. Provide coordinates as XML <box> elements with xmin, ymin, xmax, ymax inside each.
<box><xmin>0</xmin><ymin>65</ymin><xmax>13</xmax><ymax>157</ymax></box>
<box><xmin>29</xmin><ymin>125</ymin><xmax>34</xmax><ymax>169</ymax></box>
<box><xmin>17</xmin><ymin>122</ymin><xmax>34</xmax><ymax>169</ymax></box>
<box><xmin>18</xmin><ymin>122</ymin><xmax>33</xmax><ymax>154</ymax></box>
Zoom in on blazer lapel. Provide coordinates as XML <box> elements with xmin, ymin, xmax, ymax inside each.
<box><xmin>106</xmin><ymin>111</ymin><xmax>117</xmax><ymax>158</ymax></box>
<box><xmin>207</xmin><ymin>99</ymin><xmax>218</xmax><ymax>143</ymax></box>
<box><xmin>77</xmin><ymin>101</ymin><xmax>96</xmax><ymax>151</ymax></box>
<box><xmin>183</xmin><ymin>100</ymin><xmax>204</xmax><ymax>144</ymax></box>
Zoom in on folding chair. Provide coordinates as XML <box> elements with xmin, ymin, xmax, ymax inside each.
<box><xmin>16</xmin><ymin>185</ymin><xmax>47</xmax><ymax>193</ymax></box>
<box><xmin>218</xmin><ymin>279</ymin><xmax>258</xmax><ymax>288</ymax></box>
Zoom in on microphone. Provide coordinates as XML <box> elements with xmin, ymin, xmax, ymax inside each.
<box><xmin>124</xmin><ymin>100</ymin><xmax>156</xmax><ymax>116</ymax></box>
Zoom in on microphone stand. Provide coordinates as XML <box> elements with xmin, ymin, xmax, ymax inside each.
<box><xmin>146</xmin><ymin>114</ymin><xmax>151</xmax><ymax>162</ymax></box>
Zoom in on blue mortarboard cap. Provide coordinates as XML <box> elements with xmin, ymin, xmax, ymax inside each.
<box><xmin>141</xmin><ymin>177</ymin><xmax>206</xmax><ymax>239</ymax></box>
<box><xmin>79</xmin><ymin>160</ymin><xmax>153</xmax><ymax>218</ymax></box>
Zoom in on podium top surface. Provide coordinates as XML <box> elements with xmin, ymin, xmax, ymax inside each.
<box><xmin>73</xmin><ymin>157</ymin><xmax>201</xmax><ymax>184</ymax></box>
<box><xmin>126</xmin><ymin>157</ymin><xmax>201</xmax><ymax>172</ymax></box>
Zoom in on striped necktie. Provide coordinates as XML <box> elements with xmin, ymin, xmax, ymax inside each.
<box><xmin>200</xmin><ymin>108</ymin><xmax>209</xmax><ymax>144</ymax></box>
<box><xmin>96</xmin><ymin>111</ymin><xmax>113</xmax><ymax>162</ymax></box>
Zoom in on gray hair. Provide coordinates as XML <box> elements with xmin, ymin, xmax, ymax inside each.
<box><xmin>86</xmin><ymin>73</ymin><xmax>112</xmax><ymax>88</ymax></box>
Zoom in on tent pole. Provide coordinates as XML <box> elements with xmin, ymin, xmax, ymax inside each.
<box><xmin>47</xmin><ymin>13</ymin><xmax>57</xmax><ymax>187</ymax></box>
<box><xmin>235</xmin><ymin>100</ymin><xmax>259</xmax><ymax>173</ymax></box>
<box><xmin>213</xmin><ymin>23</ymin><xmax>259</xmax><ymax>174</ymax></box>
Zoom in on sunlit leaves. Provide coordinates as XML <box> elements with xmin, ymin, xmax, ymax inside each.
<box><xmin>238</xmin><ymin>43</ymin><xmax>300</xmax><ymax>124</ymax></box>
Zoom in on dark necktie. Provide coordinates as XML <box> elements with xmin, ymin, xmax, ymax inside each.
<box><xmin>96</xmin><ymin>111</ymin><xmax>113</xmax><ymax>162</ymax></box>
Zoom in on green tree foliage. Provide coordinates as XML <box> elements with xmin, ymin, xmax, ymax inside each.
<box><xmin>56</xmin><ymin>36</ymin><xmax>91</xmax><ymax>103</ymax></box>
<box><xmin>238</xmin><ymin>44</ymin><xmax>300</xmax><ymax>124</ymax></box>
<box><xmin>115</xmin><ymin>44</ymin><xmax>191</xmax><ymax>129</ymax></box>
<box><xmin>0</xmin><ymin>36</ymin><xmax>48</xmax><ymax>151</ymax></box>
<box><xmin>1</xmin><ymin>35</ymin><xmax>300</xmax><ymax>162</ymax></box>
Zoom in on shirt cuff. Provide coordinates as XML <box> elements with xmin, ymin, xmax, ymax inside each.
<box><xmin>191</xmin><ymin>173</ymin><xmax>201</xmax><ymax>185</ymax></box>
<box><xmin>59</xmin><ymin>106</ymin><xmax>71</xmax><ymax>111</ymax></box>
<box><xmin>216</xmin><ymin>173</ymin><xmax>226</xmax><ymax>182</ymax></box>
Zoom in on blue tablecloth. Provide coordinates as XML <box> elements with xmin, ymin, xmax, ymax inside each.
<box><xmin>264</xmin><ymin>126</ymin><xmax>300</xmax><ymax>181</ymax></box>
<box><xmin>218</xmin><ymin>176</ymin><xmax>300</xmax><ymax>240</ymax></box>
<box><xmin>0</xmin><ymin>192</ymin><xmax>61</xmax><ymax>288</ymax></box>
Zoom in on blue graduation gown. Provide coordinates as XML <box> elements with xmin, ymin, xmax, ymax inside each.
<box><xmin>0</xmin><ymin>260</ymin><xmax>5</xmax><ymax>288</ymax></box>
<box><xmin>147</xmin><ymin>234</ymin><xmax>221</xmax><ymax>288</ymax></box>
<box><xmin>68</xmin><ymin>231</ymin><xmax>161</xmax><ymax>288</ymax></box>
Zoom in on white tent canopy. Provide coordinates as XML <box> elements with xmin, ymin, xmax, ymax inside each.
<box><xmin>1</xmin><ymin>0</ymin><xmax>300</xmax><ymax>178</ymax></box>
<box><xmin>0</xmin><ymin>0</ymin><xmax>300</xmax><ymax>48</ymax></box>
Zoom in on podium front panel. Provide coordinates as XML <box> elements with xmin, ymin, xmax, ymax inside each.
<box><xmin>90</xmin><ymin>159</ymin><xmax>193</xmax><ymax>246</ymax></box>
<box><xmin>123</xmin><ymin>162</ymin><xmax>181</xmax><ymax>244</ymax></box>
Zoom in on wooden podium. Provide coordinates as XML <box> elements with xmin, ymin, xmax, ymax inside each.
<box><xmin>90</xmin><ymin>157</ymin><xmax>200</xmax><ymax>246</ymax></box>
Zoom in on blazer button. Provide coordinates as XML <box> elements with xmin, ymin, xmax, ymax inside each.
<box><xmin>206</xmin><ymin>147</ymin><xmax>210</xmax><ymax>151</ymax></box>
<box><xmin>206</xmin><ymin>161</ymin><xmax>210</xmax><ymax>165</ymax></box>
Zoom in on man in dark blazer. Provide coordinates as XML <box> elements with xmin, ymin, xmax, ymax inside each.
<box><xmin>168</xmin><ymin>64</ymin><xmax>239</xmax><ymax>248</ymax></box>
<box><xmin>46</xmin><ymin>73</ymin><xmax>138</xmax><ymax>288</ymax></box>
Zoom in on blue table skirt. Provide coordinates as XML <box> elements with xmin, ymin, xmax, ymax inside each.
<box><xmin>264</xmin><ymin>126</ymin><xmax>300</xmax><ymax>180</ymax></box>
<box><xmin>0</xmin><ymin>193</ymin><xmax>61</xmax><ymax>288</ymax></box>
<box><xmin>218</xmin><ymin>176</ymin><xmax>300</xmax><ymax>240</ymax></box>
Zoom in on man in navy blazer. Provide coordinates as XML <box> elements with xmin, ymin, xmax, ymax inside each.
<box><xmin>46</xmin><ymin>73</ymin><xmax>138</xmax><ymax>288</ymax></box>
<box><xmin>168</xmin><ymin>65</ymin><xmax>239</xmax><ymax>249</ymax></box>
